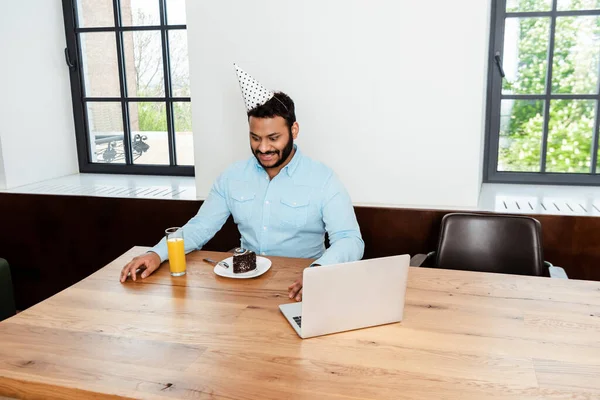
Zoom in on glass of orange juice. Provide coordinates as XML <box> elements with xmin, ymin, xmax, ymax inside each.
<box><xmin>166</xmin><ymin>227</ymin><xmax>186</xmax><ymax>277</ymax></box>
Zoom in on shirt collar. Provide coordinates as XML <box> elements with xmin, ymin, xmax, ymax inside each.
<box><xmin>253</xmin><ymin>144</ymin><xmax>302</xmax><ymax>177</ymax></box>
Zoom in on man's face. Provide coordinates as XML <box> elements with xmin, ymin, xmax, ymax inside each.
<box><xmin>249</xmin><ymin>116</ymin><xmax>298</xmax><ymax>169</ymax></box>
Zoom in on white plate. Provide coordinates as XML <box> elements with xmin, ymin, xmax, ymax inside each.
<box><xmin>213</xmin><ymin>256</ymin><xmax>272</xmax><ymax>279</ymax></box>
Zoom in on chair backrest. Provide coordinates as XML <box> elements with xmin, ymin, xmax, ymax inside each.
<box><xmin>434</xmin><ymin>213</ymin><xmax>544</xmax><ymax>277</ymax></box>
<box><xmin>0</xmin><ymin>258</ymin><xmax>17</xmax><ymax>321</ymax></box>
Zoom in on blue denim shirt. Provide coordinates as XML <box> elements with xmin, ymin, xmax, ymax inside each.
<box><xmin>151</xmin><ymin>146</ymin><xmax>364</xmax><ymax>265</ymax></box>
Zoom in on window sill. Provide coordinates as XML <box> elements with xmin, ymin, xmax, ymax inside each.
<box><xmin>2</xmin><ymin>176</ymin><xmax>600</xmax><ymax>216</ymax></box>
<box><xmin>0</xmin><ymin>173</ymin><xmax>198</xmax><ymax>201</ymax></box>
<box><xmin>479</xmin><ymin>183</ymin><xmax>600</xmax><ymax>216</ymax></box>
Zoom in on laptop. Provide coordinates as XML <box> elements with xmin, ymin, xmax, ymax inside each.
<box><xmin>279</xmin><ymin>254</ymin><xmax>410</xmax><ymax>339</ymax></box>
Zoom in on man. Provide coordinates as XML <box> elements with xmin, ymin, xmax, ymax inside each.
<box><xmin>120</xmin><ymin>64</ymin><xmax>364</xmax><ymax>301</ymax></box>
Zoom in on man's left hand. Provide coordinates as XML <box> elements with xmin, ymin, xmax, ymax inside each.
<box><xmin>288</xmin><ymin>278</ymin><xmax>303</xmax><ymax>302</ymax></box>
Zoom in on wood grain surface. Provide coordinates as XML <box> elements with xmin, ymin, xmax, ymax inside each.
<box><xmin>1</xmin><ymin>247</ymin><xmax>599</xmax><ymax>399</ymax></box>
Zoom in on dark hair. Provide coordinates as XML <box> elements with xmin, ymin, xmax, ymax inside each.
<box><xmin>247</xmin><ymin>91</ymin><xmax>296</xmax><ymax>132</ymax></box>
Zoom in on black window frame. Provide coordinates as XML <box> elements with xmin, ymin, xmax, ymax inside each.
<box><xmin>484</xmin><ymin>0</ymin><xmax>600</xmax><ymax>185</ymax></box>
<box><xmin>62</xmin><ymin>0</ymin><xmax>194</xmax><ymax>176</ymax></box>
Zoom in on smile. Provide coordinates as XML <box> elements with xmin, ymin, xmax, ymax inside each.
<box><xmin>259</xmin><ymin>153</ymin><xmax>277</xmax><ymax>162</ymax></box>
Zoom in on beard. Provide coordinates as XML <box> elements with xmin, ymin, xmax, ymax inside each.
<box><xmin>253</xmin><ymin>133</ymin><xmax>294</xmax><ymax>169</ymax></box>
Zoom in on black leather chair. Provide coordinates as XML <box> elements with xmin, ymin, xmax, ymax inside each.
<box><xmin>0</xmin><ymin>258</ymin><xmax>17</xmax><ymax>321</ymax></box>
<box><xmin>411</xmin><ymin>213</ymin><xmax>567</xmax><ymax>278</ymax></box>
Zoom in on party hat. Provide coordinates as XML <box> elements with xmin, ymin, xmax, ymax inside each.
<box><xmin>234</xmin><ymin>63</ymin><xmax>274</xmax><ymax>112</ymax></box>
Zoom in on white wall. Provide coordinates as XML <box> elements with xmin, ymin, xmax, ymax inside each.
<box><xmin>187</xmin><ymin>0</ymin><xmax>491</xmax><ymax>208</ymax></box>
<box><xmin>0</xmin><ymin>137</ymin><xmax>6</xmax><ymax>189</ymax></box>
<box><xmin>0</xmin><ymin>0</ymin><xmax>78</xmax><ymax>190</ymax></box>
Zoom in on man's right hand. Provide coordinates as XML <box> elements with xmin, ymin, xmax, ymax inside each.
<box><xmin>120</xmin><ymin>252</ymin><xmax>162</xmax><ymax>283</ymax></box>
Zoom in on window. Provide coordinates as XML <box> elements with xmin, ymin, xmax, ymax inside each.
<box><xmin>485</xmin><ymin>0</ymin><xmax>600</xmax><ymax>185</ymax></box>
<box><xmin>62</xmin><ymin>0</ymin><xmax>194</xmax><ymax>176</ymax></box>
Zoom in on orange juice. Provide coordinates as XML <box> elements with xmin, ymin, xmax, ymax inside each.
<box><xmin>167</xmin><ymin>237</ymin><xmax>186</xmax><ymax>276</ymax></box>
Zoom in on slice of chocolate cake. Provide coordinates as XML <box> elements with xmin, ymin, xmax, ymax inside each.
<box><xmin>233</xmin><ymin>248</ymin><xmax>257</xmax><ymax>273</ymax></box>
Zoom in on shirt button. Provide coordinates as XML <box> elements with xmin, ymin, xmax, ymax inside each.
<box><xmin>265</xmin><ymin>200</ymin><xmax>270</xmax><ymax>205</ymax></box>
<box><xmin>263</xmin><ymin>226</ymin><xmax>267</xmax><ymax>230</ymax></box>
<box><xmin>261</xmin><ymin>252</ymin><xmax>266</xmax><ymax>255</ymax></box>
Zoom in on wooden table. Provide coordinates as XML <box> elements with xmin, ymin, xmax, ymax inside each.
<box><xmin>1</xmin><ymin>247</ymin><xmax>600</xmax><ymax>399</ymax></box>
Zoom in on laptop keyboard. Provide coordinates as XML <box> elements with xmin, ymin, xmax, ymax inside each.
<box><xmin>293</xmin><ymin>316</ymin><xmax>302</xmax><ymax>328</ymax></box>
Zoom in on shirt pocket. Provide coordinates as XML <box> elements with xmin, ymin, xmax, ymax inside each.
<box><xmin>230</xmin><ymin>189</ymin><xmax>255</xmax><ymax>224</ymax></box>
<box><xmin>280</xmin><ymin>193</ymin><xmax>311</xmax><ymax>228</ymax></box>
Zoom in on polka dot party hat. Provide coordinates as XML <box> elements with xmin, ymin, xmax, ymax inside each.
<box><xmin>234</xmin><ymin>63</ymin><xmax>274</xmax><ymax>112</ymax></box>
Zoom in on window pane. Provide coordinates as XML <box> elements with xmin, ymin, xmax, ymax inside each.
<box><xmin>123</xmin><ymin>31</ymin><xmax>165</xmax><ymax>97</ymax></box>
<box><xmin>498</xmin><ymin>100</ymin><xmax>545</xmax><ymax>172</ymax></box>
<box><xmin>167</xmin><ymin>0</ymin><xmax>187</xmax><ymax>25</ymax></box>
<box><xmin>546</xmin><ymin>100</ymin><xmax>595</xmax><ymax>173</ymax></box>
<box><xmin>557</xmin><ymin>0</ymin><xmax>600</xmax><ymax>10</ymax></box>
<box><xmin>597</xmin><ymin>131</ymin><xmax>600</xmax><ymax>173</ymax></box>
<box><xmin>506</xmin><ymin>0</ymin><xmax>552</xmax><ymax>12</ymax></box>
<box><xmin>502</xmin><ymin>17</ymin><xmax>551</xmax><ymax>95</ymax></box>
<box><xmin>76</xmin><ymin>0</ymin><xmax>114</xmax><ymax>28</ymax></box>
<box><xmin>174</xmin><ymin>102</ymin><xmax>194</xmax><ymax>166</ymax></box>
<box><xmin>552</xmin><ymin>16</ymin><xmax>600</xmax><ymax>94</ymax></box>
<box><xmin>87</xmin><ymin>102</ymin><xmax>125</xmax><ymax>164</ymax></box>
<box><xmin>129</xmin><ymin>102</ymin><xmax>169</xmax><ymax>165</ymax></box>
<box><xmin>80</xmin><ymin>33</ymin><xmax>120</xmax><ymax>97</ymax></box>
<box><xmin>169</xmin><ymin>31</ymin><xmax>190</xmax><ymax>97</ymax></box>
<box><xmin>121</xmin><ymin>0</ymin><xmax>160</xmax><ymax>26</ymax></box>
